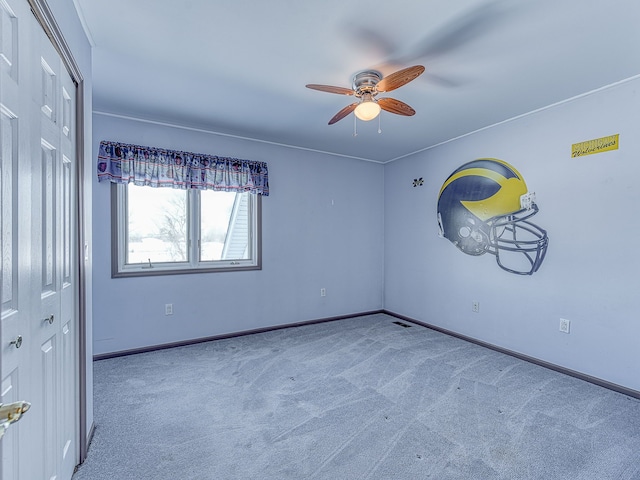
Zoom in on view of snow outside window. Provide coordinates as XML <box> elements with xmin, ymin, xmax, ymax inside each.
<box><xmin>126</xmin><ymin>185</ymin><xmax>245</xmax><ymax>264</ymax></box>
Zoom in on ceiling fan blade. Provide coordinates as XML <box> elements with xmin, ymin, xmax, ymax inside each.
<box><xmin>343</xmin><ymin>24</ymin><xmax>397</xmax><ymax>58</ymax></box>
<box><xmin>378</xmin><ymin>97</ymin><xmax>416</xmax><ymax>116</ymax></box>
<box><xmin>398</xmin><ymin>0</ymin><xmax>514</xmax><ymax>63</ymax></box>
<box><xmin>376</xmin><ymin>65</ymin><xmax>425</xmax><ymax>93</ymax></box>
<box><xmin>328</xmin><ymin>103</ymin><xmax>358</xmax><ymax>125</ymax></box>
<box><xmin>306</xmin><ymin>84</ymin><xmax>355</xmax><ymax>95</ymax></box>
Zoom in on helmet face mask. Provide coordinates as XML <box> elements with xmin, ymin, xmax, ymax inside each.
<box><xmin>437</xmin><ymin>158</ymin><xmax>548</xmax><ymax>275</ymax></box>
<box><xmin>488</xmin><ymin>204</ymin><xmax>548</xmax><ymax>275</ymax></box>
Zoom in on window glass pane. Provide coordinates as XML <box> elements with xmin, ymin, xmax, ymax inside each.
<box><xmin>200</xmin><ymin>191</ymin><xmax>250</xmax><ymax>261</ymax></box>
<box><xmin>127</xmin><ymin>184</ymin><xmax>188</xmax><ymax>263</ymax></box>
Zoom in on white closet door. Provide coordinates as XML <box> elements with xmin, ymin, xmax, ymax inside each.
<box><xmin>0</xmin><ymin>0</ymin><xmax>78</xmax><ymax>479</ymax></box>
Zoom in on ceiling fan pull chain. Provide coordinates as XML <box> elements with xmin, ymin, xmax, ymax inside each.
<box><xmin>378</xmin><ymin>115</ymin><xmax>382</xmax><ymax>134</ymax></box>
<box><xmin>353</xmin><ymin>116</ymin><xmax>358</xmax><ymax>137</ymax></box>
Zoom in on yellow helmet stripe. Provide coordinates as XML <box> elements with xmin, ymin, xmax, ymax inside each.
<box><xmin>463</xmin><ymin>177</ymin><xmax>528</xmax><ymax>221</ymax></box>
<box><xmin>439</xmin><ymin>167</ymin><xmax>508</xmax><ymax>196</ymax></box>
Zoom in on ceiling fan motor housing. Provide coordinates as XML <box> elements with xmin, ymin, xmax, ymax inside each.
<box><xmin>353</xmin><ymin>71</ymin><xmax>382</xmax><ymax>97</ymax></box>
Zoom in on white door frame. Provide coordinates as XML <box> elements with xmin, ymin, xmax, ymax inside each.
<box><xmin>26</xmin><ymin>0</ymin><xmax>89</xmax><ymax>463</ymax></box>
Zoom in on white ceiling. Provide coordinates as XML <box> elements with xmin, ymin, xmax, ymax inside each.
<box><xmin>74</xmin><ymin>0</ymin><xmax>640</xmax><ymax>163</ymax></box>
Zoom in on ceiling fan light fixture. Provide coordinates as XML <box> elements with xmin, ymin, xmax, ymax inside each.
<box><xmin>354</xmin><ymin>95</ymin><xmax>381</xmax><ymax>121</ymax></box>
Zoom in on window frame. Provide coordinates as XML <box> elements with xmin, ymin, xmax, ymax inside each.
<box><xmin>110</xmin><ymin>183</ymin><xmax>261</xmax><ymax>278</ymax></box>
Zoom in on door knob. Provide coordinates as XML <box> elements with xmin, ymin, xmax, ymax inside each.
<box><xmin>43</xmin><ymin>314</ymin><xmax>54</xmax><ymax>325</ymax></box>
<box><xmin>9</xmin><ymin>335</ymin><xmax>22</xmax><ymax>349</ymax></box>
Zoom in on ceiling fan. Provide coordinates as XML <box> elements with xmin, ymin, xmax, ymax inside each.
<box><xmin>306</xmin><ymin>65</ymin><xmax>425</xmax><ymax>125</ymax></box>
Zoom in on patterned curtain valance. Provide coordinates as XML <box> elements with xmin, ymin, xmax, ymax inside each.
<box><xmin>97</xmin><ymin>140</ymin><xmax>269</xmax><ymax>196</ymax></box>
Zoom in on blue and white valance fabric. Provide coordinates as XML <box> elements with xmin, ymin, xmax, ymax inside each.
<box><xmin>97</xmin><ymin>140</ymin><xmax>269</xmax><ymax>196</ymax></box>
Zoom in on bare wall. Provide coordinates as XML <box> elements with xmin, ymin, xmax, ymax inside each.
<box><xmin>384</xmin><ymin>77</ymin><xmax>640</xmax><ymax>392</ymax></box>
<box><xmin>91</xmin><ymin>114</ymin><xmax>385</xmax><ymax>355</ymax></box>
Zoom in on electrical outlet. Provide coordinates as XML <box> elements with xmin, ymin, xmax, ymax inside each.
<box><xmin>472</xmin><ymin>301</ymin><xmax>480</xmax><ymax>313</ymax></box>
<box><xmin>320</xmin><ymin>288</ymin><xmax>326</xmax><ymax>297</ymax></box>
<box><xmin>559</xmin><ymin>318</ymin><xmax>570</xmax><ymax>333</ymax></box>
<box><xmin>165</xmin><ymin>304</ymin><xmax>173</xmax><ymax>315</ymax></box>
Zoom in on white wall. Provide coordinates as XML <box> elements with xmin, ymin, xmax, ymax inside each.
<box><xmin>91</xmin><ymin>114</ymin><xmax>385</xmax><ymax>355</ymax></box>
<box><xmin>47</xmin><ymin>0</ymin><xmax>94</xmax><ymax>452</ymax></box>
<box><xmin>384</xmin><ymin>77</ymin><xmax>640</xmax><ymax>392</ymax></box>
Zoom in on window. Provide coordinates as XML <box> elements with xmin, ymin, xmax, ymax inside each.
<box><xmin>112</xmin><ymin>183</ymin><xmax>261</xmax><ymax>277</ymax></box>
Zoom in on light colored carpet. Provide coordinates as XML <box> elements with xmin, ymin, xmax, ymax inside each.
<box><xmin>73</xmin><ymin>313</ymin><xmax>640</xmax><ymax>479</ymax></box>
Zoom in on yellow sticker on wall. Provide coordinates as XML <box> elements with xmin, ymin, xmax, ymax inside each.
<box><xmin>572</xmin><ymin>134</ymin><xmax>619</xmax><ymax>158</ymax></box>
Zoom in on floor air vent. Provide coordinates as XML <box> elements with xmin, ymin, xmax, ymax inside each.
<box><xmin>392</xmin><ymin>321</ymin><xmax>412</xmax><ymax>328</ymax></box>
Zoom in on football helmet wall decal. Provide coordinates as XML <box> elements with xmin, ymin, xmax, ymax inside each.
<box><xmin>437</xmin><ymin>158</ymin><xmax>548</xmax><ymax>275</ymax></box>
